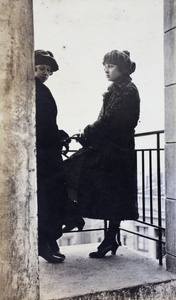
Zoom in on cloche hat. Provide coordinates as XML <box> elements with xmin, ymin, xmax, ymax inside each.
<box><xmin>35</xmin><ymin>50</ymin><xmax>59</xmax><ymax>72</ymax></box>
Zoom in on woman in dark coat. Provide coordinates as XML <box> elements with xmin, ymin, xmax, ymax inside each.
<box><xmin>65</xmin><ymin>50</ymin><xmax>140</xmax><ymax>258</ymax></box>
<box><xmin>35</xmin><ymin>50</ymin><xmax>84</xmax><ymax>263</ymax></box>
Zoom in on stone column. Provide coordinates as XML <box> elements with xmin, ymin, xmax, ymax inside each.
<box><xmin>164</xmin><ymin>0</ymin><xmax>176</xmax><ymax>273</ymax></box>
<box><xmin>0</xmin><ymin>1</ymin><xmax>39</xmax><ymax>299</ymax></box>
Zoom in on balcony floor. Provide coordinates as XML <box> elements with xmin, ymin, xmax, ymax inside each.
<box><xmin>39</xmin><ymin>243</ymin><xmax>176</xmax><ymax>300</ymax></box>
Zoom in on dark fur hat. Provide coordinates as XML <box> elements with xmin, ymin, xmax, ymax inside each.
<box><xmin>103</xmin><ymin>50</ymin><xmax>136</xmax><ymax>75</ymax></box>
<box><xmin>35</xmin><ymin>50</ymin><xmax>59</xmax><ymax>72</ymax></box>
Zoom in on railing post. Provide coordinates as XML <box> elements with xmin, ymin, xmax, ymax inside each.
<box><xmin>142</xmin><ymin>150</ymin><xmax>146</xmax><ymax>221</ymax></box>
<box><xmin>157</xmin><ymin>133</ymin><xmax>163</xmax><ymax>265</ymax></box>
<box><xmin>149</xmin><ymin>150</ymin><xmax>153</xmax><ymax>224</ymax></box>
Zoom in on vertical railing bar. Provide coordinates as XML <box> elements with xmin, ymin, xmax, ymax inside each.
<box><xmin>104</xmin><ymin>220</ymin><xmax>108</xmax><ymax>238</ymax></box>
<box><xmin>117</xmin><ymin>226</ymin><xmax>121</xmax><ymax>246</ymax></box>
<box><xmin>149</xmin><ymin>150</ymin><xmax>153</xmax><ymax>224</ymax></box>
<box><xmin>136</xmin><ymin>149</ymin><xmax>139</xmax><ymax>219</ymax></box>
<box><xmin>157</xmin><ymin>133</ymin><xmax>162</xmax><ymax>265</ymax></box>
<box><xmin>142</xmin><ymin>150</ymin><xmax>145</xmax><ymax>221</ymax></box>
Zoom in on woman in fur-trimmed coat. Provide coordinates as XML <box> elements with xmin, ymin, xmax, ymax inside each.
<box><xmin>64</xmin><ymin>49</ymin><xmax>140</xmax><ymax>258</ymax></box>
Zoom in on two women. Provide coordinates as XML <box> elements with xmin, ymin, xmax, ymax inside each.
<box><xmin>65</xmin><ymin>49</ymin><xmax>140</xmax><ymax>258</ymax></box>
<box><xmin>35</xmin><ymin>48</ymin><xmax>140</xmax><ymax>261</ymax></box>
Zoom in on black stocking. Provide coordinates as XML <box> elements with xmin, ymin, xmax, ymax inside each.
<box><xmin>105</xmin><ymin>220</ymin><xmax>121</xmax><ymax>244</ymax></box>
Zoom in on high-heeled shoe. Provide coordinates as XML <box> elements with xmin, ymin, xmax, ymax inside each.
<box><xmin>89</xmin><ymin>240</ymin><xmax>119</xmax><ymax>258</ymax></box>
<box><xmin>62</xmin><ymin>218</ymin><xmax>85</xmax><ymax>233</ymax></box>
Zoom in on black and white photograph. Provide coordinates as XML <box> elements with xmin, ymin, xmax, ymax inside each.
<box><xmin>0</xmin><ymin>0</ymin><xmax>176</xmax><ymax>299</ymax></box>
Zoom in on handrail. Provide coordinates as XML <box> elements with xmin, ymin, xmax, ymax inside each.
<box><xmin>135</xmin><ymin>130</ymin><xmax>164</xmax><ymax>137</ymax></box>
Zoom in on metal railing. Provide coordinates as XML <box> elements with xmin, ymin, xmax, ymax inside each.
<box><xmin>64</xmin><ymin>130</ymin><xmax>165</xmax><ymax>265</ymax></box>
<box><xmin>118</xmin><ymin>130</ymin><xmax>165</xmax><ymax>265</ymax></box>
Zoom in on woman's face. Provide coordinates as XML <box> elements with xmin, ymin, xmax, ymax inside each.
<box><xmin>35</xmin><ymin>64</ymin><xmax>52</xmax><ymax>83</ymax></box>
<box><xmin>104</xmin><ymin>63</ymin><xmax>122</xmax><ymax>82</ymax></box>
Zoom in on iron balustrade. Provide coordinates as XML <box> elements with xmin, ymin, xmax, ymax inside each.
<box><xmin>63</xmin><ymin>130</ymin><xmax>165</xmax><ymax>265</ymax></box>
<box><xmin>132</xmin><ymin>130</ymin><xmax>165</xmax><ymax>265</ymax></box>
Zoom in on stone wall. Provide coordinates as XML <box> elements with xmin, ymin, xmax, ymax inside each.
<box><xmin>0</xmin><ymin>1</ymin><xmax>39</xmax><ymax>299</ymax></box>
<box><xmin>164</xmin><ymin>0</ymin><xmax>176</xmax><ymax>273</ymax></box>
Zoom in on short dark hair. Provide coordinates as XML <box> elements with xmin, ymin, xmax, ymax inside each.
<box><xmin>103</xmin><ymin>50</ymin><xmax>136</xmax><ymax>75</ymax></box>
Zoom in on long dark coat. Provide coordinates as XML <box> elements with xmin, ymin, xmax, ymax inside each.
<box><xmin>65</xmin><ymin>76</ymin><xmax>140</xmax><ymax>222</ymax></box>
<box><xmin>35</xmin><ymin>77</ymin><xmax>67</xmax><ymax>241</ymax></box>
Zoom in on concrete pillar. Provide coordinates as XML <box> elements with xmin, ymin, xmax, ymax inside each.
<box><xmin>164</xmin><ymin>0</ymin><xmax>176</xmax><ymax>273</ymax></box>
<box><xmin>0</xmin><ymin>1</ymin><xmax>39</xmax><ymax>299</ymax></box>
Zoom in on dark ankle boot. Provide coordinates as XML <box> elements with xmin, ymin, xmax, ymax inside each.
<box><xmin>89</xmin><ymin>239</ymin><xmax>119</xmax><ymax>258</ymax></box>
<box><xmin>46</xmin><ymin>239</ymin><xmax>66</xmax><ymax>259</ymax></box>
<box><xmin>89</xmin><ymin>220</ymin><xmax>121</xmax><ymax>258</ymax></box>
<box><xmin>39</xmin><ymin>239</ymin><xmax>64</xmax><ymax>263</ymax></box>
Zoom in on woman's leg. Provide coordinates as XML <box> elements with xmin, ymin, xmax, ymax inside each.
<box><xmin>89</xmin><ymin>220</ymin><xmax>121</xmax><ymax>258</ymax></box>
<box><xmin>105</xmin><ymin>220</ymin><xmax>121</xmax><ymax>243</ymax></box>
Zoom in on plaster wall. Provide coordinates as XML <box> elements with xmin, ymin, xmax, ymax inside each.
<box><xmin>0</xmin><ymin>1</ymin><xmax>39</xmax><ymax>299</ymax></box>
